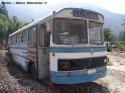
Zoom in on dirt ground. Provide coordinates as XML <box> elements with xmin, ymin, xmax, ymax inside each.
<box><xmin>0</xmin><ymin>50</ymin><xmax>125</xmax><ymax>93</ymax></box>
<box><xmin>96</xmin><ymin>52</ymin><xmax>125</xmax><ymax>93</ymax></box>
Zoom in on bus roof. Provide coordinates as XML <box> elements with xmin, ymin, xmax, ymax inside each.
<box><xmin>9</xmin><ymin>8</ymin><xmax>104</xmax><ymax>37</ymax></box>
<box><xmin>9</xmin><ymin>15</ymin><xmax>52</xmax><ymax>37</ymax></box>
<box><xmin>55</xmin><ymin>8</ymin><xmax>104</xmax><ymax>19</ymax></box>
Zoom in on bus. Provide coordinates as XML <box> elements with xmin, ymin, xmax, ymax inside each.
<box><xmin>8</xmin><ymin>8</ymin><xmax>108</xmax><ymax>84</ymax></box>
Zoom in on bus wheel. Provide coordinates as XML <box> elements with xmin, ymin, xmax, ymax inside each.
<box><xmin>31</xmin><ymin>63</ymin><xmax>38</xmax><ymax>80</ymax></box>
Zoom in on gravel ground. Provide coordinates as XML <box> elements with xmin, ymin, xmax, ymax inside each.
<box><xmin>0</xmin><ymin>50</ymin><xmax>125</xmax><ymax>93</ymax></box>
<box><xmin>96</xmin><ymin>52</ymin><xmax>125</xmax><ymax>93</ymax></box>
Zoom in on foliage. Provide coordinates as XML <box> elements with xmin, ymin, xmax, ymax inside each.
<box><xmin>121</xmin><ymin>19</ymin><xmax>125</xmax><ymax>31</ymax></box>
<box><xmin>0</xmin><ymin>3</ymin><xmax>25</xmax><ymax>50</ymax></box>
<box><xmin>103</xmin><ymin>28</ymin><xmax>117</xmax><ymax>51</ymax></box>
<box><xmin>117</xmin><ymin>41</ymin><xmax>125</xmax><ymax>51</ymax></box>
<box><xmin>119</xmin><ymin>31</ymin><xmax>125</xmax><ymax>41</ymax></box>
<box><xmin>0</xmin><ymin>3</ymin><xmax>7</xmax><ymax>15</ymax></box>
<box><xmin>8</xmin><ymin>16</ymin><xmax>25</xmax><ymax>35</ymax></box>
<box><xmin>116</xmin><ymin>19</ymin><xmax>125</xmax><ymax>52</ymax></box>
<box><xmin>103</xmin><ymin>28</ymin><xmax>113</xmax><ymax>42</ymax></box>
<box><xmin>0</xmin><ymin>14</ymin><xmax>10</xmax><ymax>41</ymax></box>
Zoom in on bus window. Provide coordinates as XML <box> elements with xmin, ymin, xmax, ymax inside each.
<box><xmin>13</xmin><ymin>35</ymin><xmax>17</xmax><ymax>44</ymax></box>
<box><xmin>53</xmin><ymin>18</ymin><xmax>87</xmax><ymax>45</ymax></box>
<box><xmin>10</xmin><ymin>37</ymin><xmax>13</xmax><ymax>45</ymax></box>
<box><xmin>29</xmin><ymin>27</ymin><xmax>36</xmax><ymax>42</ymax></box>
<box><xmin>12</xmin><ymin>36</ymin><xmax>15</xmax><ymax>44</ymax></box>
<box><xmin>16</xmin><ymin>33</ymin><xmax>22</xmax><ymax>44</ymax></box>
<box><xmin>22</xmin><ymin>30</ymin><xmax>28</xmax><ymax>43</ymax></box>
<box><xmin>10</xmin><ymin>37</ymin><xmax>13</xmax><ymax>44</ymax></box>
<box><xmin>89</xmin><ymin>22</ymin><xmax>103</xmax><ymax>44</ymax></box>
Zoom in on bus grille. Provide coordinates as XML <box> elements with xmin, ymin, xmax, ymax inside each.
<box><xmin>58</xmin><ymin>56</ymin><xmax>108</xmax><ymax>71</ymax></box>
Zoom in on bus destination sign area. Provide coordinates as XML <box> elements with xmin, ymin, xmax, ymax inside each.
<box><xmin>72</xmin><ymin>9</ymin><xmax>99</xmax><ymax>20</ymax></box>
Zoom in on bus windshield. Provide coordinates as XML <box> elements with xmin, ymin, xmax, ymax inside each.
<box><xmin>89</xmin><ymin>22</ymin><xmax>104</xmax><ymax>44</ymax></box>
<box><xmin>53</xmin><ymin>18</ymin><xmax>87</xmax><ymax>45</ymax></box>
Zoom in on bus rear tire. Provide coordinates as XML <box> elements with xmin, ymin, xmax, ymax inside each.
<box><xmin>30</xmin><ymin>63</ymin><xmax>38</xmax><ymax>80</ymax></box>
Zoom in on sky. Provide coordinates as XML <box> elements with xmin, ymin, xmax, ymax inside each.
<box><xmin>48</xmin><ymin>0</ymin><xmax>125</xmax><ymax>14</ymax></box>
<box><xmin>0</xmin><ymin>0</ymin><xmax>125</xmax><ymax>21</ymax></box>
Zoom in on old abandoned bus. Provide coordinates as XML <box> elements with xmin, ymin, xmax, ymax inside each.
<box><xmin>8</xmin><ymin>8</ymin><xmax>108</xmax><ymax>84</ymax></box>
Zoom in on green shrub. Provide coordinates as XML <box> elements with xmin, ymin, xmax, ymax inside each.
<box><xmin>117</xmin><ymin>41</ymin><xmax>125</xmax><ymax>51</ymax></box>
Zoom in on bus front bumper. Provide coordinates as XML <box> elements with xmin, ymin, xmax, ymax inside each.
<box><xmin>50</xmin><ymin>66</ymin><xmax>107</xmax><ymax>84</ymax></box>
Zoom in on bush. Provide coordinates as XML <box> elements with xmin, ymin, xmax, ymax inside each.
<box><xmin>107</xmin><ymin>46</ymin><xmax>112</xmax><ymax>52</ymax></box>
<box><xmin>117</xmin><ymin>41</ymin><xmax>125</xmax><ymax>51</ymax></box>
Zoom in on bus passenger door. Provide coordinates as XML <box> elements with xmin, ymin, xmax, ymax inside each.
<box><xmin>37</xmin><ymin>24</ymin><xmax>49</xmax><ymax>79</ymax></box>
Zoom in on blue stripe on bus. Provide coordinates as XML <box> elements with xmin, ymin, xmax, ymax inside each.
<box><xmin>22</xmin><ymin>51</ymin><xmax>27</xmax><ymax>54</ymax></box>
<box><xmin>50</xmin><ymin>66</ymin><xmax>106</xmax><ymax>76</ymax></box>
<box><xmin>9</xmin><ymin>45</ymin><xmax>27</xmax><ymax>50</ymax></box>
<box><xmin>9</xmin><ymin>45</ymin><xmax>107</xmax><ymax>53</ymax></box>
<box><xmin>51</xmin><ymin>70</ymin><xmax>107</xmax><ymax>84</ymax></box>
<box><xmin>50</xmin><ymin>66</ymin><xmax>107</xmax><ymax>84</ymax></box>
<box><xmin>49</xmin><ymin>47</ymin><xmax>107</xmax><ymax>53</ymax></box>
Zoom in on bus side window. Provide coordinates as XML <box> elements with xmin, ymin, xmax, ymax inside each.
<box><xmin>22</xmin><ymin>30</ymin><xmax>28</xmax><ymax>43</ymax></box>
<box><xmin>16</xmin><ymin>34</ymin><xmax>19</xmax><ymax>44</ymax></box>
<box><xmin>14</xmin><ymin>35</ymin><xmax>16</xmax><ymax>44</ymax></box>
<box><xmin>29</xmin><ymin>27</ymin><xmax>36</xmax><ymax>42</ymax></box>
<box><xmin>12</xmin><ymin>36</ymin><xmax>15</xmax><ymax>44</ymax></box>
<box><xmin>8</xmin><ymin>37</ymin><xmax>10</xmax><ymax>45</ymax></box>
<box><xmin>10</xmin><ymin>37</ymin><xmax>13</xmax><ymax>44</ymax></box>
<box><xmin>16</xmin><ymin>33</ymin><xmax>21</xmax><ymax>44</ymax></box>
<box><xmin>11</xmin><ymin>37</ymin><xmax>13</xmax><ymax>44</ymax></box>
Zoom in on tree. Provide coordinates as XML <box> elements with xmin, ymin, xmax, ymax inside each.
<box><xmin>103</xmin><ymin>28</ymin><xmax>112</xmax><ymax>50</ymax></box>
<box><xmin>0</xmin><ymin>16</ymin><xmax>25</xmax><ymax>50</ymax></box>
<box><xmin>103</xmin><ymin>28</ymin><xmax>117</xmax><ymax>51</ymax></box>
<box><xmin>119</xmin><ymin>31</ymin><xmax>125</xmax><ymax>41</ymax></box>
<box><xmin>117</xmin><ymin>19</ymin><xmax>125</xmax><ymax>52</ymax></box>
<box><xmin>120</xmin><ymin>19</ymin><xmax>125</xmax><ymax>41</ymax></box>
<box><xmin>103</xmin><ymin>28</ymin><xmax>112</xmax><ymax>42</ymax></box>
<box><xmin>110</xmin><ymin>33</ymin><xmax>117</xmax><ymax>46</ymax></box>
<box><xmin>121</xmin><ymin>19</ymin><xmax>125</xmax><ymax>31</ymax></box>
<box><xmin>0</xmin><ymin>5</ymin><xmax>10</xmax><ymax>50</ymax></box>
<box><xmin>0</xmin><ymin>3</ymin><xmax>8</xmax><ymax>15</ymax></box>
<box><xmin>0</xmin><ymin>3</ymin><xmax>24</xmax><ymax>51</ymax></box>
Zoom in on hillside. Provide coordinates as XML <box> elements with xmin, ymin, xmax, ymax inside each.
<box><xmin>88</xmin><ymin>6</ymin><xmax>125</xmax><ymax>37</ymax></box>
<box><xmin>6</xmin><ymin>3</ymin><xmax>125</xmax><ymax>36</ymax></box>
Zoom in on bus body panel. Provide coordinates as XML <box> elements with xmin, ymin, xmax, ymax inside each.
<box><xmin>50</xmin><ymin>47</ymin><xmax>107</xmax><ymax>71</ymax></box>
<box><xmin>27</xmin><ymin>42</ymin><xmax>37</xmax><ymax>62</ymax></box>
<box><xmin>9</xmin><ymin>44</ymin><xmax>28</xmax><ymax>71</ymax></box>
<box><xmin>49</xmin><ymin>47</ymin><xmax>107</xmax><ymax>84</ymax></box>
<box><xmin>50</xmin><ymin>66</ymin><xmax>107</xmax><ymax>84</ymax></box>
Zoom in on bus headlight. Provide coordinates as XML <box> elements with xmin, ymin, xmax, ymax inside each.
<box><xmin>104</xmin><ymin>58</ymin><xmax>109</xmax><ymax>63</ymax></box>
<box><xmin>58</xmin><ymin>60</ymin><xmax>72</xmax><ymax>71</ymax></box>
<box><xmin>61</xmin><ymin>62</ymin><xmax>71</xmax><ymax>69</ymax></box>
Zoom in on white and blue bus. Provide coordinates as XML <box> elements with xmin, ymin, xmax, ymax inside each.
<box><xmin>8</xmin><ymin>8</ymin><xmax>108</xmax><ymax>84</ymax></box>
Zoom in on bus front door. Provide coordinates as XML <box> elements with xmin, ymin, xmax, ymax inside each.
<box><xmin>37</xmin><ymin>24</ymin><xmax>49</xmax><ymax>79</ymax></box>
